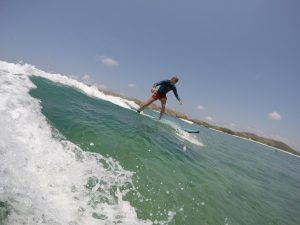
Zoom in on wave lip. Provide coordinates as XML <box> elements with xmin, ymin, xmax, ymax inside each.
<box><xmin>0</xmin><ymin>62</ymin><xmax>151</xmax><ymax>224</ymax></box>
<box><xmin>0</xmin><ymin>60</ymin><xmax>140</xmax><ymax>110</ymax></box>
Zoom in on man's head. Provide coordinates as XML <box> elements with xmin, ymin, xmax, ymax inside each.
<box><xmin>170</xmin><ymin>76</ymin><xmax>179</xmax><ymax>85</ymax></box>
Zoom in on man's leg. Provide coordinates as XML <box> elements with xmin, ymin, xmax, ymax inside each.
<box><xmin>159</xmin><ymin>98</ymin><xmax>167</xmax><ymax>120</ymax></box>
<box><xmin>137</xmin><ymin>97</ymin><xmax>156</xmax><ymax>113</ymax></box>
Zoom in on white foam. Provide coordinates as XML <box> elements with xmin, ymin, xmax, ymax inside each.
<box><xmin>179</xmin><ymin>118</ymin><xmax>194</xmax><ymax>125</ymax></box>
<box><xmin>0</xmin><ymin>61</ymin><xmax>140</xmax><ymax>110</ymax></box>
<box><xmin>0</xmin><ymin>64</ymin><xmax>151</xmax><ymax>224</ymax></box>
<box><xmin>161</xmin><ymin>119</ymin><xmax>203</xmax><ymax>146</ymax></box>
<box><xmin>175</xmin><ymin>129</ymin><xmax>204</xmax><ymax>146</ymax></box>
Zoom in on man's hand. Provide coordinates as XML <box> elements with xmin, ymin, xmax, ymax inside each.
<box><xmin>179</xmin><ymin>100</ymin><xmax>183</xmax><ymax>105</ymax></box>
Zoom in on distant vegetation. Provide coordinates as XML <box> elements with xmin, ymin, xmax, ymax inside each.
<box><xmin>188</xmin><ymin>119</ymin><xmax>298</xmax><ymax>156</ymax></box>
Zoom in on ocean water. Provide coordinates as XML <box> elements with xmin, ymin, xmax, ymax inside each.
<box><xmin>1</xmin><ymin>61</ymin><xmax>300</xmax><ymax>225</ymax></box>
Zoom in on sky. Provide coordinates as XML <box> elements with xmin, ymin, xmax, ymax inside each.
<box><xmin>1</xmin><ymin>0</ymin><xmax>300</xmax><ymax>150</ymax></box>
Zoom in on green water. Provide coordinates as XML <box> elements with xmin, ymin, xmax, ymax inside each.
<box><xmin>29</xmin><ymin>77</ymin><xmax>300</xmax><ymax>225</ymax></box>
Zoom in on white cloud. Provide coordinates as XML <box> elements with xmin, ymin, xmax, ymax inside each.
<box><xmin>97</xmin><ymin>55</ymin><xmax>119</xmax><ymax>67</ymax></box>
<box><xmin>254</xmin><ymin>129</ymin><xmax>265</xmax><ymax>136</ymax></box>
<box><xmin>230</xmin><ymin>123</ymin><xmax>236</xmax><ymax>128</ymax></box>
<box><xmin>128</xmin><ymin>83</ymin><xmax>136</xmax><ymax>88</ymax></box>
<box><xmin>82</xmin><ymin>74</ymin><xmax>91</xmax><ymax>82</ymax></box>
<box><xmin>205</xmin><ymin>116</ymin><xmax>213</xmax><ymax>121</ymax></box>
<box><xmin>95</xmin><ymin>84</ymin><xmax>107</xmax><ymax>90</ymax></box>
<box><xmin>196</xmin><ymin>105</ymin><xmax>205</xmax><ymax>110</ymax></box>
<box><xmin>69</xmin><ymin>75</ymin><xmax>79</xmax><ymax>80</ymax></box>
<box><xmin>268</xmin><ymin>111</ymin><xmax>281</xmax><ymax>120</ymax></box>
<box><xmin>270</xmin><ymin>135</ymin><xmax>289</xmax><ymax>144</ymax></box>
<box><xmin>81</xmin><ymin>74</ymin><xmax>107</xmax><ymax>90</ymax></box>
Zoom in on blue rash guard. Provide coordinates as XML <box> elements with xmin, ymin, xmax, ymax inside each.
<box><xmin>153</xmin><ymin>80</ymin><xmax>181</xmax><ymax>101</ymax></box>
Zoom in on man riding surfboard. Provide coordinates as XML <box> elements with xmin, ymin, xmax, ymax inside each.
<box><xmin>137</xmin><ymin>76</ymin><xmax>182</xmax><ymax>120</ymax></box>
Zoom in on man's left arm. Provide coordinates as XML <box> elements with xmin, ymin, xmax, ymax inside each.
<box><xmin>172</xmin><ymin>87</ymin><xmax>182</xmax><ymax>104</ymax></box>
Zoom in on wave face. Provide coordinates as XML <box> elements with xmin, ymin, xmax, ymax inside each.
<box><xmin>0</xmin><ymin>62</ymin><xmax>152</xmax><ymax>225</ymax></box>
<box><xmin>1</xmin><ymin>61</ymin><xmax>300</xmax><ymax>225</ymax></box>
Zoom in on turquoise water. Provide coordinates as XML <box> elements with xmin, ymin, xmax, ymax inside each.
<box><xmin>1</xmin><ymin>63</ymin><xmax>300</xmax><ymax>225</ymax></box>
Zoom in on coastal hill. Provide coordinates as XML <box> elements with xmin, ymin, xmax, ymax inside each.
<box><xmin>100</xmin><ymin>88</ymin><xmax>300</xmax><ymax>157</ymax></box>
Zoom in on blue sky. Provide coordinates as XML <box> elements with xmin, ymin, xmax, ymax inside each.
<box><xmin>1</xmin><ymin>0</ymin><xmax>300</xmax><ymax>150</ymax></box>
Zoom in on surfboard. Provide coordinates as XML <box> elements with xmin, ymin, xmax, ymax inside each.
<box><xmin>183</xmin><ymin>129</ymin><xmax>200</xmax><ymax>134</ymax></box>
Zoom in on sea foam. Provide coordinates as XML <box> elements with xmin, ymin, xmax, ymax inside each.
<box><xmin>0</xmin><ymin>61</ymin><xmax>140</xmax><ymax>110</ymax></box>
<box><xmin>161</xmin><ymin>119</ymin><xmax>203</xmax><ymax>146</ymax></box>
<box><xmin>0</xmin><ymin>62</ymin><xmax>151</xmax><ymax>224</ymax></box>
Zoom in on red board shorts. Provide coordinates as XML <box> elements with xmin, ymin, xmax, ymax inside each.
<box><xmin>152</xmin><ymin>91</ymin><xmax>167</xmax><ymax>100</ymax></box>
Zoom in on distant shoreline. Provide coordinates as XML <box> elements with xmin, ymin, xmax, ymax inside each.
<box><xmin>209</xmin><ymin>128</ymin><xmax>300</xmax><ymax>158</ymax></box>
<box><xmin>97</xmin><ymin>87</ymin><xmax>300</xmax><ymax>157</ymax></box>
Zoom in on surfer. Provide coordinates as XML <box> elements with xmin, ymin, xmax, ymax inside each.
<box><xmin>137</xmin><ymin>76</ymin><xmax>182</xmax><ymax>120</ymax></box>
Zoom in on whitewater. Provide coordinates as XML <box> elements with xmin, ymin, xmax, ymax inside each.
<box><xmin>0</xmin><ymin>62</ymin><xmax>157</xmax><ymax>224</ymax></box>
